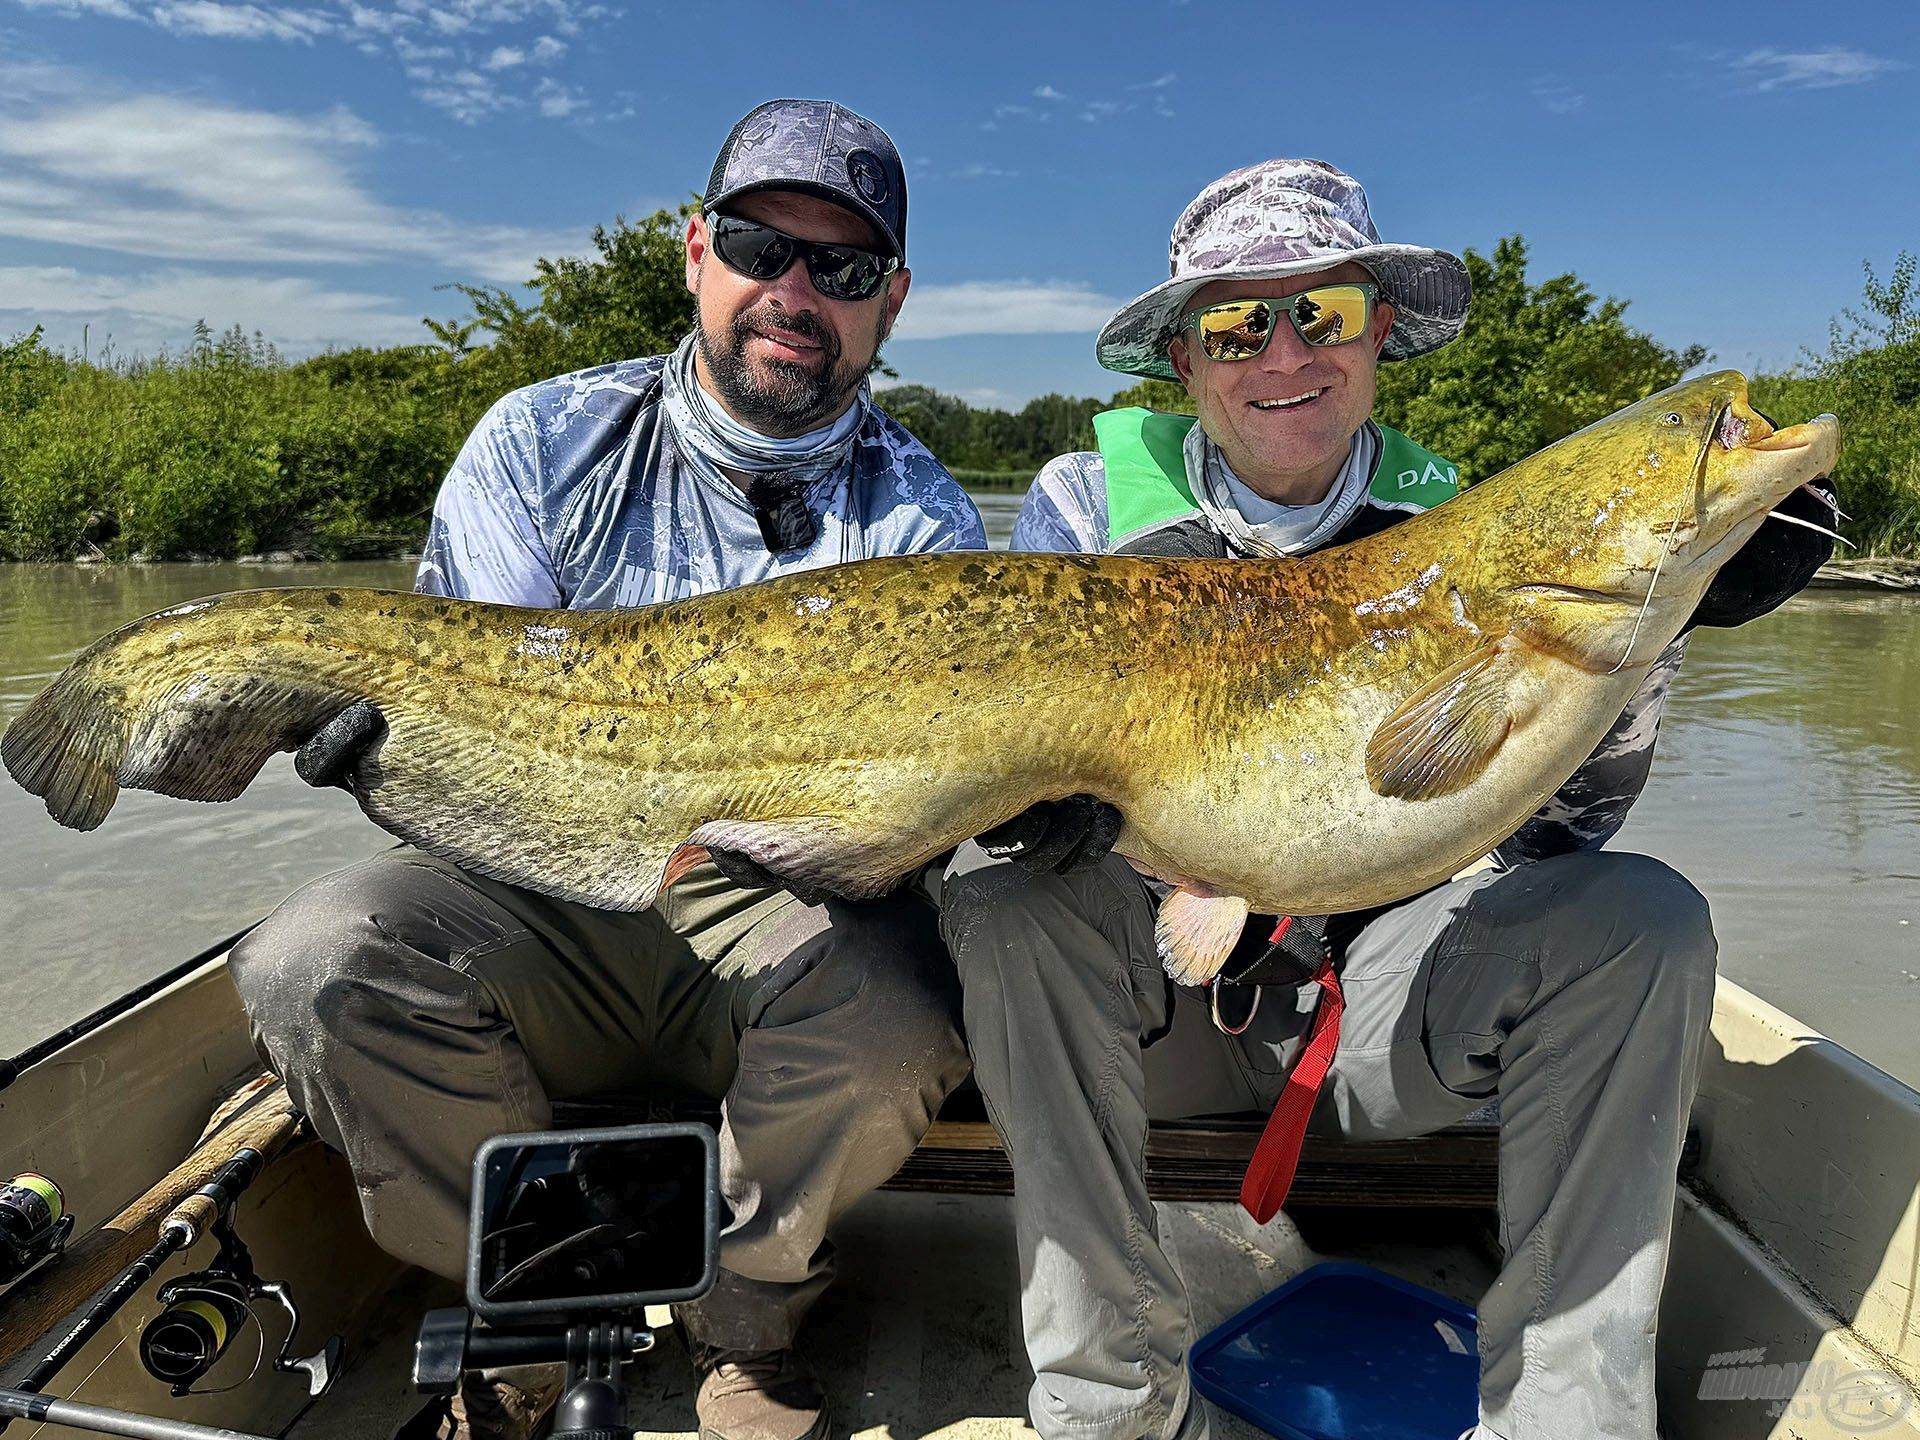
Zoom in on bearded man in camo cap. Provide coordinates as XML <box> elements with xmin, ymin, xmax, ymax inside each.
<box><xmin>937</xmin><ymin>158</ymin><xmax>1836</xmax><ymax>1440</ymax></box>
<box><xmin>229</xmin><ymin>98</ymin><xmax>1007</xmax><ymax>1440</ymax></box>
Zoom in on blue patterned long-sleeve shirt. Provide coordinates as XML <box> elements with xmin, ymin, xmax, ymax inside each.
<box><xmin>414</xmin><ymin>356</ymin><xmax>987</xmax><ymax>608</ymax></box>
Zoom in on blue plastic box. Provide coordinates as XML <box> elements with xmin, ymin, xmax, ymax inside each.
<box><xmin>1189</xmin><ymin>1262</ymin><xmax>1479</xmax><ymax>1440</ymax></box>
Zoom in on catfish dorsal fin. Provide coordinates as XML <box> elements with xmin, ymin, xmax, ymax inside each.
<box><xmin>1366</xmin><ymin>635</ymin><xmax>1540</xmax><ymax>801</ymax></box>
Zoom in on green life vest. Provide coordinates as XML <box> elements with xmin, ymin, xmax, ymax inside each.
<box><xmin>1091</xmin><ymin>407</ymin><xmax>1459</xmax><ymax>552</ymax></box>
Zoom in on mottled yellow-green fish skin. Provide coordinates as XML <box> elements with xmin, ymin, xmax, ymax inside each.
<box><xmin>2</xmin><ymin>372</ymin><xmax>1836</xmax><ymax>982</ymax></box>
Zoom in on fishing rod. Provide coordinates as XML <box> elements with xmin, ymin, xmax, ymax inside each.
<box><xmin>0</xmin><ymin>1088</ymin><xmax>336</xmax><ymax>1437</ymax></box>
<box><xmin>0</xmin><ymin>1387</ymin><xmax>277</xmax><ymax>1440</ymax></box>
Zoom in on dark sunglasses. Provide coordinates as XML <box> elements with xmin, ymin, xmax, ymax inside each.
<box><xmin>707</xmin><ymin>213</ymin><xmax>900</xmax><ymax>303</ymax></box>
<box><xmin>1179</xmin><ymin>284</ymin><xmax>1379</xmax><ymax>361</ymax></box>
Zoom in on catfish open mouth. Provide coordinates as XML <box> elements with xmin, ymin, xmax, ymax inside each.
<box><xmin>1714</xmin><ymin>391</ymin><xmax>1834</xmax><ymax>456</ymax></box>
<box><xmin>1745</xmin><ymin>421</ymin><xmax>1829</xmax><ymax>453</ymax></box>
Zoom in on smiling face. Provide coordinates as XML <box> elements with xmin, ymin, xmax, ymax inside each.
<box><xmin>1168</xmin><ymin>261</ymin><xmax>1396</xmax><ymax>505</ymax></box>
<box><xmin>685</xmin><ymin>189</ymin><xmax>910</xmax><ymax>438</ymax></box>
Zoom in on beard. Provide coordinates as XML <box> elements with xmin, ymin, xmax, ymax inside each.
<box><xmin>696</xmin><ymin>302</ymin><xmax>881</xmax><ymax>437</ymax></box>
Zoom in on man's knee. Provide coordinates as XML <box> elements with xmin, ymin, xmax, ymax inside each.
<box><xmin>1533</xmin><ymin>850</ymin><xmax>1718</xmax><ymax>1000</ymax></box>
<box><xmin>940</xmin><ymin>853</ymin><xmax>1046</xmax><ymax>958</ymax></box>
<box><xmin>937</xmin><ymin>843</ymin><xmax>1117</xmax><ymax>977</ymax></box>
<box><xmin>777</xmin><ymin>898</ymin><xmax>966</xmax><ymax>1078</ymax></box>
<box><xmin>229</xmin><ymin>862</ymin><xmax>450</xmax><ymax>1071</ymax></box>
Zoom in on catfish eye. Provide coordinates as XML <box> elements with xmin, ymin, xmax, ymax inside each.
<box><xmin>1662</xmin><ymin>412</ymin><xmax>1683</xmax><ymax>425</ymax></box>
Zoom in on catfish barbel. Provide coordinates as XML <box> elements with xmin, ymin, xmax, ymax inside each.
<box><xmin>3</xmin><ymin>372</ymin><xmax>1838</xmax><ymax>983</ymax></box>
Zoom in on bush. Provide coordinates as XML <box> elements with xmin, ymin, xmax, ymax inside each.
<box><xmin>1751</xmin><ymin>254</ymin><xmax>1920</xmax><ymax>554</ymax></box>
<box><xmin>1373</xmin><ymin>236</ymin><xmax>1705</xmax><ymax>484</ymax></box>
<box><xmin>278</xmin><ymin>347</ymin><xmax>466</xmax><ymax>556</ymax></box>
<box><xmin>947</xmin><ymin>469</ymin><xmax>1034</xmax><ymax>491</ymax></box>
<box><xmin>2</xmin><ymin>231</ymin><xmax>1915</xmax><ymax>561</ymax></box>
<box><xmin>876</xmin><ymin>387</ymin><xmax>1104</xmax><ymax>472</ymax></box>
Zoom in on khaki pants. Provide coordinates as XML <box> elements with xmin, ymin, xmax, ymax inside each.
<box><xmin>934</xmin><ymin>844</ymin><xmax>1717</xmax><ymax>1440</ymax></box>
<box><xmin>230</xmin><ymin>847</ymin><xmax>969</xmax><ymax>1349</ymax></box>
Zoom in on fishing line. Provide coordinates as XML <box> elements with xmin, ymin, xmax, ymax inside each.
<box><xmin>21</xmin><ymin>1328</ymin><xmax>134</xmax><ymax>1439</ymax></box>
<box><xmin>1608</xmin><ymin>413</ymin><xmax>1710</xmax><ymax>676</ymax></box>
<box><xmin>188</xmin><ymin>1306</ymin><xmax>268</xmax><ymax>1395</ymax></box>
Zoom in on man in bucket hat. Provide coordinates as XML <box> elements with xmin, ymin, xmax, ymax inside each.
<box><xmin>935</xmin><ymin>159</ymin><xmax>1835</xmax><ymax>1440</ymax></box>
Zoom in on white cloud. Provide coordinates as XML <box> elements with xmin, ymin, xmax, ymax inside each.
<box><xmin>1530</xmin><ymin>78</ymin><xmax>1585</xmax><ymax>114</ymax></box>
<box><xmin>15</xmin><ymin>0</ymin><xmax>142</xmax><ymax>17</ymax></box>
<box><xmin>12</xmin><ymin>0</ymin><xmax>618</xmax><ymax>121</ymax></box>
<box><xmin>344</xmin><ymin>2</ymin><xmax>413</xmax><ymax>32</ymax></box>
<box><xmin>0</xmin><ymin>88</ymin><xmax>574</xmax><ymax>281</ymax></box>
<box><xmin>951</xmin><ymin>386</ymin><xmax>1010</xmax><ymax>406</ymax></box>
<box><xmin>1033</xmin><ymin>84</ymin><xmax>1065</xmax><ymax>101</ymax></box>
<box><xmin>1129</xmin><ymin>71</ymin><xmax>1176</xmax><ymax>90</ymax></box>
<box><xmin>1081</xmin><ymin>100</ymin><xmax>1125</xmax><ymax>122</ymax></box>
<box><xmin>1735</xmin><ymin>46</ymin><xmax>1903</xmax><ymax>91</ymax></box>
<box><xmin>151</xmin><ymin>0</ymin><xmax>333</xmax><ymax>40</ymax></box>
<box><xmin>534</xmin><ymin>76</ymin><xmax>581</xmax><ymax>117</ymax></box>
<box><xmin>890</xmin><ymin>281</ymin><xmax>1122</xmax><ymax>342</ymax></box>
<box><xmin>0</xmin><ymin>265</ymin><xmax>428</xmax><ymax>354</ymax></box>
<box><xmin>413</xmin><ymin>67</ymin><xmax>509</xmax><ymax>120</ymax></box>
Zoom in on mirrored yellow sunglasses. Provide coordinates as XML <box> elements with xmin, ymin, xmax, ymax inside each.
<box><xmin>1179</xmin><ymin>284</ymin><xmax>1379</xmax><ymax>361</ymax></box>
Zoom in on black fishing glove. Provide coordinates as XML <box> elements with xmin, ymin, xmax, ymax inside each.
<box><xmin>977</xmin><ymin>794</ymin><xmax>1124</xmax><ymax>875</ymax></box>
<box><xmin>293</xmin><ymin>699</ymin><xmax>386</xmax><ymax>789</ymax></box>
<box><xmin>1688</xmin><ymin>473</ymin><xmax>1837</xmax><ymax>630</ymax></box>
<box><xmin>704</xmin><ymin>846</ymin><xmax>835</xmax><ymax>908</ymax></box>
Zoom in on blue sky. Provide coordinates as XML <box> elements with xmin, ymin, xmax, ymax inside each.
<box><xmin>2</xmin><ymin>0</ymin><xmax>1916</xmax><ymax>406</ymax></box>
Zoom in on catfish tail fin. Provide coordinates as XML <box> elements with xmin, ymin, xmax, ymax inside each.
<box><xmin>2</xmin><ymin>616</ymin><xmax>362</xmax><ymax>831</ymax></box>
<box><xmin>1</xmin><ymin>663</ymin><xmax>129</xmax><ymax>831</ymax></box>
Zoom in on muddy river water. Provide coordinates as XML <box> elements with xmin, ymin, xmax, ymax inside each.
<box><xmin>4</xmin><ymin>493</ymin><xmax>1916</xmax><ymax>1084</ymax></box>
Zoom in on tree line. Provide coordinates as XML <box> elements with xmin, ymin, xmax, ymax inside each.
<box><xmin>1</xmin><ymin>209</ymin><xmax>1914</xmax><ymax>560</ymax></box>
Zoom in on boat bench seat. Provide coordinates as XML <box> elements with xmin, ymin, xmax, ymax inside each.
<box><xmin>551</xmin><ymin>1083</ymin><xmax>1502</xmax><ymax>1209</ymax></box>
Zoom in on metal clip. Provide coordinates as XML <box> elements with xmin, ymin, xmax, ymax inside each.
<box><xmin>1208</xmin><ymin>978</ymin><xmax>1260</xmax><ymax>1036</ymax></box>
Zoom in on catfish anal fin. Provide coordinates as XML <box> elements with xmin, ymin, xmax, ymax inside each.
<box><xmin>683</xmin><ymin>817</ymin><xmax>921</xmax><ymax>903</ymax></box>
<box><xmin>1155</xmin><ymin>889</ymin><xmax>1250</xmax><ymax>986</ymax></box>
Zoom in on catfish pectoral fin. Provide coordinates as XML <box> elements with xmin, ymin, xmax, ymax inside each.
<box><xmin>1155</xmin><ymin>888</ymin><xmax>1250</xmax><ymax>986</ymax></box>
<box><xmin>1365</xmin><ymin>635</ymin><xmax>1543</xmax><ymax>802</ymax></box>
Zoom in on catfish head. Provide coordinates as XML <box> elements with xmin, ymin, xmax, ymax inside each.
<box><xmin>1464</xmin><ymin>370</ymin><xmax>1840</xmax><ymax>674</ymax></box>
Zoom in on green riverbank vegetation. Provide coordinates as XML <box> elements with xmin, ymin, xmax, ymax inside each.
<box><xmin>2</xmin><ymin>213</ymin><xmax>1914</xmax><ymax>560</ymax></box>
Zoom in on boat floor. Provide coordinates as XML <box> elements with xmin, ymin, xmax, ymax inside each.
<box><xmin>291</xmin><ymin>1191</ymin><xmax>1498</xmax><ymax>1440</ymax></box>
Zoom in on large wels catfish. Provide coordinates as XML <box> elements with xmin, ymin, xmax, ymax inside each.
<box><xmin>3</xmin><ymin>372</ymin><xmax>1837</xmax><ymax>983</ymax></box>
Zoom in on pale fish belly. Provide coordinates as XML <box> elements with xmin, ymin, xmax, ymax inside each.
<box><xmin>1114</xmin><ymin>659</ymin><xmax>1647</xmax><ymax>917</ymax></box>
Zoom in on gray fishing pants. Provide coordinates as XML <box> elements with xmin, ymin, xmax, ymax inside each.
<box><xmin>934</xmin><ymin>844</ymin><xmax>1717</xmax><ymax>1440</ymax></box>
<box><xmin>230</xmin><ymin>847</ymin><xmax>968</xmax><ymax>1350</ymax></box>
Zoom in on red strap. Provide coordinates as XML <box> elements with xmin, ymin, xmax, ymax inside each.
<box><xmin>1239</xmin><ymin>960</ymin><xmax>1344</xmax><ymax>1223</ymax></box>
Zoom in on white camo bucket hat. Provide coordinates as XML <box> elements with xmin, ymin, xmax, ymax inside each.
<box><xmin>1096</xmin><ymin>158</ymin><xmax>1471</xmax><ymax>380</ymax></box>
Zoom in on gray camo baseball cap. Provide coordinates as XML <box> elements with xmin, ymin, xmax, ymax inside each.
<box><xmin>1096</xmin><ymin>158</ymin><xmax>1470</xmax><ymax>379</ymax></box>
<box><xmin>705</xmin><ymin>99</ymin><xmax>908</xmax><ymax>259</ymax></box>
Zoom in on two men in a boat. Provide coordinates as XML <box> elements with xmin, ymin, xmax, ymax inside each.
<box><xmin>231</xmin><ymin>116</ymin><xmax>1835</xmax><ymax>1440</ymax></box>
